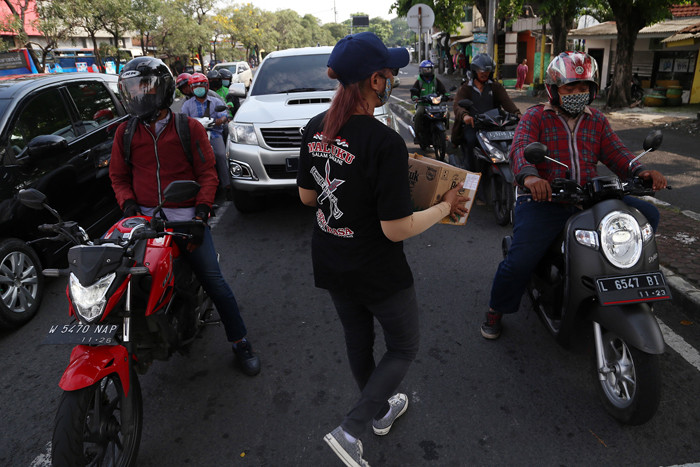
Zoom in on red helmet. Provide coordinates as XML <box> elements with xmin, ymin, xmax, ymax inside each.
<box><xmin>189</xmin><ymin>72</ymin><xmax>209</xmax><ymax>92</ymax></box>
<box><xmin>545</xmin><ymin>51</ymin><xmax>599</xmax><ymax>105</ymax></box>
<box><xmin>175</xmin><ymin>72</ymin><xmax>192</xmax><ymax>90</ymax></box>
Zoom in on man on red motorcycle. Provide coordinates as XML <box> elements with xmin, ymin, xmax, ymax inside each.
<box><xmin>451</xmin><ymin>53</ymin><xmax>520</xmax><ymax>171</ymax></box>
<box><xmin>480</xmin><ymin>51</ymin><xmax>667</xmax><ymax>340</ymax></box>
<box><xmin>109</xmin><ymin>57</ymin><xmax>261</xmax><ymax>375</ymax></box>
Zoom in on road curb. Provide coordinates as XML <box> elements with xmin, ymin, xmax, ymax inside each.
<box><xmin>661</xmin><ymin>265</ymin><xmax>700</xmax><ymax>320</ymax></box>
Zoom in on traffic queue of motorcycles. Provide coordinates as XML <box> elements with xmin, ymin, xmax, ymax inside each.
<box><xmin>4</xmin><ymin>59</ymin><xmax>675</xmax><ymax>465</ymax></box>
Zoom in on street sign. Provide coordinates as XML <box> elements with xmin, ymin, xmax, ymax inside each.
<box><xmin>406</xmin><ymin>3</ymin><xmax>434</xmax><ymax>34</ymax></box>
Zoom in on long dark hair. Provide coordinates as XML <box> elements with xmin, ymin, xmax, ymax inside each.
<box><xmin>322</xmin><ymin>74</ymin><xmax>373</xmax><ymax>144</ymax></box>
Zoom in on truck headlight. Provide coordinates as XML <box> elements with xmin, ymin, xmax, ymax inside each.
<box><xmin>229</xmin><ymin>123</ymin><xmax>258</xmax><ymax>145</ymax></box>
<box><xmin>70</xmin><ymin>272</ymin><xmax>115</xmax><ymax>323</ymax></box>
<box><xmin>599</xmin><ymin>212</ymin><xmax>642</xmax><ymax>268</ymax></box>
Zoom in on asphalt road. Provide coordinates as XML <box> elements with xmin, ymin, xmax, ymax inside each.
<box><xmin>2</xmin><ymin>195</ymin><xmax>700</xmax><ymax>466</ymax></box>
<box><xmin>2</xmin><ymin>70</ymin><xmax>700</xmax><ymax>466</ymax></box>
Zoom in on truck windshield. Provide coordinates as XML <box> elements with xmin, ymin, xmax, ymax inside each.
<box><xmin>250</xmin><ymin>54</ymin><xmax>337</xmax><ymax>96</ymax></box>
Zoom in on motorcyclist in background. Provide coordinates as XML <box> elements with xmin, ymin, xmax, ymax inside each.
<box><xmin>176</xmin><ymin>72</ymin><xmax>193</xmax><ymax>99</ymax></box>
<box><xmin>215</xmin><ymin>68</ymin><xmax>240</xmax><ymax>120</ymax></box>
<box><xmin>451</xmin><ymin>53</ymin><xmax>520</xmax><ymax>171</ymax></box>
<box><xmin>180</xmin><ymin>73</ymin><xmax>231</xmax><ymax>199</ymax></box>
<box><xmin>410</xmin><ymin>60</ymin><xmax>447</xmax><ymax>145</ymax></box>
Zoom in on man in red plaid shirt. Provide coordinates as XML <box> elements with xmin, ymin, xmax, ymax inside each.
<box><xmin>481</xmin><ymin>52</ymin><xmax>667</xmax><ymax>340</ymax></box>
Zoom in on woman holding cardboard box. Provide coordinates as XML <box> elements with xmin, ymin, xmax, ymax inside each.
<box><xmin>296</xmin><ymin>32</ymin><xmax>467</xmax><ymax>467</ymax></box>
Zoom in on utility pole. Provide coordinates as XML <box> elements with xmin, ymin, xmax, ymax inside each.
<box><xmin>486</xmin><ymin>0</ymin><xmax>496</xmax><ymax>58</ymax></box>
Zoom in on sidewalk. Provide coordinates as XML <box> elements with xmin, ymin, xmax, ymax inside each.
<box><xmin>393</xmin><ymin>71</ymin><xmax>700</xmax><ymax>318</ymax></box>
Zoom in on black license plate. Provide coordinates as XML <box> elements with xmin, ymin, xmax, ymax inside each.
<box><xmin>595</xmin><ymin>272</ymin><xmax>671</xmax><ymax>306</ymax></box>
<box><xmin>43</xmin><ymin>322</ymin><xmax>119</xmax><ymax>345</ymax></box>
<box><xmin>285</xmin><ymin>157</ymin><xmax>298</xmax><ymax>173</ymax></box>
<box><xmin>486</xmin><ymin>130</ymin><xmax>515</xmax><ymax>141</ymax></box>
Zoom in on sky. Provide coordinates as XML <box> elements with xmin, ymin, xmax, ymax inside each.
<box><xmin>248</xmin><ymin>0</ymin><xmax>400</xmax><ymax>25</ymax></box>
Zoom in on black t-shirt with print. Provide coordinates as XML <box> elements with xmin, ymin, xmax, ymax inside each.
<box><xmin>297</xmin><ymin>111</ymin><xmax>414</xmax><ymax>303</ymax></box>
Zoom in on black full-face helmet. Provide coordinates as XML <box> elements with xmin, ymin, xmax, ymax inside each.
<box><xmin>218</xmin><ymin>68</ymin><xmax>233</xmax><ymax>86</ymax></box>
<box><xmin>118</xmin><ymin>57</ymin><xmax>175</xmax><ymax>122</ymax></box>
<box><xmin>470</xmin><ymin>53</ymin><xmax>495</xmax><ymax>79</ymax></box>
<box><xmin>207</xmin><ymin>69</ymin><xmax>222</xmax><ymax>91</ymax></box>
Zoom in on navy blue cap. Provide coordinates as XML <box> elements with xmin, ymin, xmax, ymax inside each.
<box><xmin>327</xmin><ymin>32</ymin><xmax>410</xmax><ymax>86</ymax></box>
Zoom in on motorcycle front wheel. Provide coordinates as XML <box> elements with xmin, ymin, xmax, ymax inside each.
<box><xmin>52</xmin><ymin>373</ymin><xmax>142</xmax><ymax>467</ymax></box>
<box><xmin>432</xmin><ymin>130</ymin><xmax>447</xmax><ymax>162</ymax></box>
<box><xmin>594</xmin><ymin>329</ymin><xmax>661</xmax><ymax>425</ymax></box>
<box><xmin>490</xmin><ymin>175</ymin><xmax>514</xmax><ymax>226</ymax></box>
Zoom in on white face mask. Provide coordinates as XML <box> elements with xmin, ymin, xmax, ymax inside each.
<box><xmin>559</xmin><ymin>92</ymin><xmax>588</xmax><ymax>115</ymax></box>
<box><xmin>376</xmin><ymin>75</ymin><xmax>393</xmax><ymax>106</ymax></box>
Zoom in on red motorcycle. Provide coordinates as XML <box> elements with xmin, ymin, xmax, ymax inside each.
<box><xmin>20</xmin><ymin>180</ymin><xmax>214</xmax><ymax>466</ymax></box>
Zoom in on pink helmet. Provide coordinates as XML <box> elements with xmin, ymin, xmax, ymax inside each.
<box><xmin>545</xmin><ymin>51</ymin><xmax>599</xmax><ymax>105</ymax></box>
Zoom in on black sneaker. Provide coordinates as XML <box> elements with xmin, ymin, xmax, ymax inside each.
<box><xmin>481</xmin><ymin>311</ymin><xmax>502</xmax><ymax>340</ymax></box>
<box><xmin>232</xmin><ymin>339</ymin><xmax>261</xmax><ymax>376</ymax></box>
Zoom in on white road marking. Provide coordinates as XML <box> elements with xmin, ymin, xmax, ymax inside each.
<box><xmin>658</xmin><ymin>318</ymin><xmax>700</xmax><ymax>372</ymax></box>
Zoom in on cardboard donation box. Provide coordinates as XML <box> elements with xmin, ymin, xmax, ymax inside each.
<box><xmin>407</xmin><ymin>153</ymin><xmax>481</xmax><ymax>225</ymax></box>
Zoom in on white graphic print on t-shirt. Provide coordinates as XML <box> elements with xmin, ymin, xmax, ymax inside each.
<box><xmin>306</xmin><ymin>131</ymin><xmax>356</xmax><ymax>238</ymax></box>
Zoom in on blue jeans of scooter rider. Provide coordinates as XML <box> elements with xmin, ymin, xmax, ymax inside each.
<box><xmin>489</xmin><ymin>195</ymin><xmax>660</xmax><ymax>315</ymax></box>
<box><xmin>178</xmin><ymin>226</ymin><xmax>247</xmax><ymax>342</ymax></box>
<box><xmin>461</xmin><ymin>126</ymin><xmax>479</xmax><ymax>172</ymax></box>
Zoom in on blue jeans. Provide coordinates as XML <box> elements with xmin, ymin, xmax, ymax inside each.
<box><xmin>330</xmin><ymin>285</ymin><xmax>420</xmax><ymax>438</ymax></box>
<box><xmin>489</xmin><ymin>195</ymin><xmax>660</xmax><ymax>315</ymax></box>
<box><xmin>180</xmin><ymin>226</ymin><xmax>247</xmax><ymax>342</ymax></box>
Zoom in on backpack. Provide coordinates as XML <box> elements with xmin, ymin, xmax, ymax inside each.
<box><xmin>122</xmin><ymin>112</ymin><xmax>199</xmax><ymax>166</ymax></box>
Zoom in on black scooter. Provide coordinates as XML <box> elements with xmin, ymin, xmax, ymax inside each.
<box><xmin>455</xmin><ymin>99</ymin><xmax>519</xmax><ymax>225</ymax></box>
<box><xmin>409</xmin><ymin>93</ymin><xmax>450</xmax><ymax>161</ymax></box>
<box><xmin>506</xmin><ymin>130</ymin><xmax>671</xmax><ymax>425</ymax></box>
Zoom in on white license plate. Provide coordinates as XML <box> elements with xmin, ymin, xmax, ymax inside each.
<box><xmin>595</xmin><ymin>272</ymin><xmax>671</xmax><ymax>306</ymax></box>
<box><xmin>44</xmin><ymin>322</ymin><xmax>119</xmax><ymax>345</ymax></box>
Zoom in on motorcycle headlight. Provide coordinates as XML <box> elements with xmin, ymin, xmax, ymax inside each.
<box><xmin>431</xmin><ymin>96</ymin><xmax>442</xmax><ymax>105</ymax></box>
<box><xmin>598</xmin><ymin>212</ymin><xmax>642</xmax><ymax>268</ymax></box>
<box><xmin>229</xmin><ymin>122</ymin><xmax>258</xmax><ymax>145</ymax></box>
<box><xmin>70</xmin><ymin>272</ymin><xmax>115</xmax><ymax>323</ymax></box>
<box><xmin>481</xmin><ymin>136</ymin><xmax>506</xmax><ymax>162</ymax></box>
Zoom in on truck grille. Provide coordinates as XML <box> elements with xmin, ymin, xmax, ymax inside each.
<box><xmin>261</xmin><ymin>127</ymin><xmax>302</xmax><ymax>149</ymax></box>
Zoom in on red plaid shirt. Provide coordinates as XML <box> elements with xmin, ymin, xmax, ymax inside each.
<box><xmin>510</xmin><ymin>104</ymin><xmax>644</xmax><ymax>187</ymax></box>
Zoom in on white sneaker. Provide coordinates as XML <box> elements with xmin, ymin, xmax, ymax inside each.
<box><xmin>324</xmin><ymin>426</ymin><xmax>370</xmax><ymax>467</ymax></box>
<box><xmin>372</xmin><ymin>393</ymin><xmax>408</xmax><ymax>436</ymax></box>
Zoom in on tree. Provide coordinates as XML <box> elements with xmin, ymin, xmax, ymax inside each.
<box><xmin>606</xmin><ymin>0</ymin><xmax>676</xmax><ymax>108</ymax></box>
<box><xmin>35</xmin><ymin>0</ymin><xmax>77</xmax><ymax>71</ymax></box>
<box><xmin>2</xmin><ymin>0</ymin><xmax>34</xmax><ymax>47</ymax></box>
<box><xmin>97</xmin><ymin>0</ymin><xmax>133</xmax><ymax>62</ymax></box>
<box><xmin>128</xmin><ymin>0</ymin><xmax>160</xmax><ymax>56</ymax></box>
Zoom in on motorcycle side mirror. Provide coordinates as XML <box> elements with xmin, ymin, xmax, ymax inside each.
<box><xmin>17</xmin><ymin>187</ymin><xmax>63</xmax><ymax>221</ymax></box>
<box><xmin>524</xmin><ymin>142</ymin><xmax>571</xmax><ymax>173</ymax></box>
<box><xmin>26</xmin><ymin>135</ymin><xmax>68</xmax><ymax>160</ymax></box>
<box><xmin>17</xmin><ymin>188</ymin><xmax>47</xmax><ymax>210</ymax></box>
<box><xmin>642</xmin><ymin>130</ymin><xmax>663</xmax><ymax>152</ymax></box>
<box><xmin>162</xmin><ymin>180</ymin><xmax>201</xmax><ymax>203</ymax></box>
<box><xmin>458</xmin><ymin>98</ymin><xmax>473</xmax><ymax>109</ymax></box>
<box><xmin>523</xmin><ymin>142</ymin><xmax>548</xmax><ymax>164</ymax></box>
<box><xmin>214</xmin><ymin>104</ymin><xmax>227</xmax><ymax>112</ymax></box>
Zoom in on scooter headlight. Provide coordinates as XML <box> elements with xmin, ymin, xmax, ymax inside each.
<box><xmin>598</xmin><ymin>212</ymin><xmax>642</xmax><ymax>269</ymax></box>
<box><xmin>69</xmin><ymin>272</ymin><xmax>115</xmax><ymax>323</ymax></box>
<box><xmin>481</xmin><ymin>136</ymin><xmax>506</xmax><ymax>162</ymax></box>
